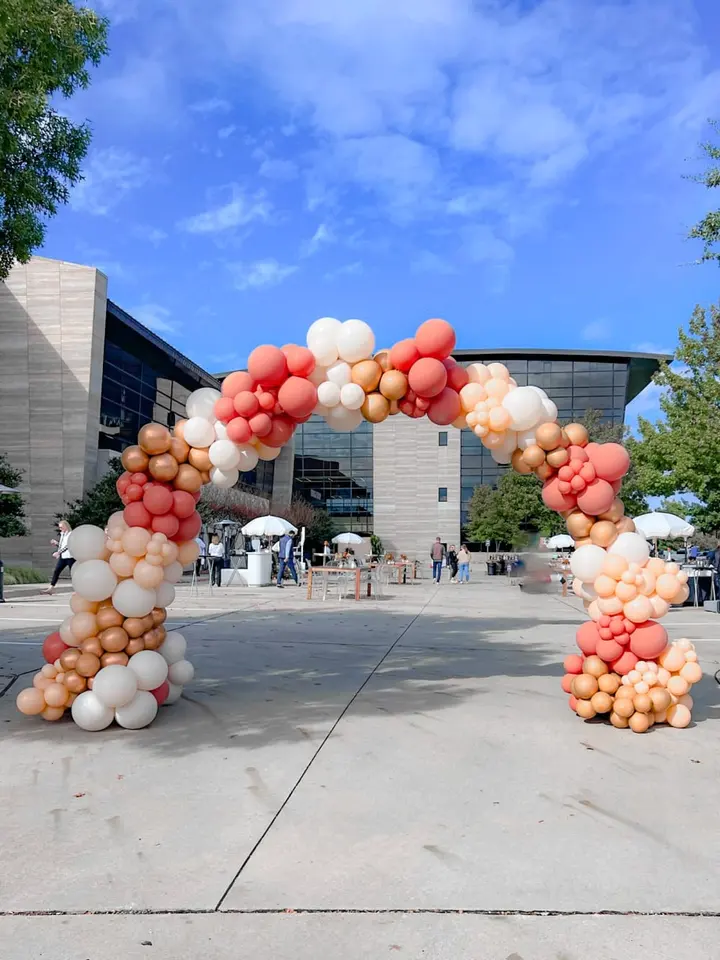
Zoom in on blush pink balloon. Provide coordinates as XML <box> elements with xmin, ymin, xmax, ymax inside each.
<box><xmin>576</xmin><ymin>621</ymin><xmax>599</xmax><ymax>655</ymax></box>
<box><xmin>408</xmin><ymin>358</ymin><xmax>448</xmax><ymax>399</ymax></box>
<box><xmin>629</xmin><ymin>620</ymin><xmax>668</xmax><ymax>658</ymax></box>
<box><xmin>415</xmin><ymin>318</ymin><xmax>456</xmax><ymax>359</ymax></box>
<box><xmin>542</xmin><ymin>477</ymin><xmax>577</xmax><ymax>512</ymax></box>
<box><xmin>248</xmin><ymin>345</ymin><xmax>288</xmax><ymax>387</ymax></box>
<box><xmin>282</xmin><ymin>344</ymin><xmax>316</xmax><ymax>377</ymax></box>
<box><xmin>233</xmin><ymin>390</ymin><xmax>260</xmax><ymax>418</ymax></box>
<box><xmin>563</xmin><ymin>654</ymin><xmax>584</xmax><ymax>674</ymax></box>
<box><xmin>576</xmin><ymin>478</ymin><xmax>616</xmax><ymax>516</ymax></box>
<box><xmin>278</xmin><ymin>378</ymin><xmax>317</xmax><ymax>420</ymax></box>
<box><xmin>611</xmin><ymin>650</ymin><xmax>638</xmax><ymax>676</ymax></box>
<box><xmin>585</xmin><ymin>442</ymin><xmax>631</xmax><ymax>482</ymax></box>
<box><xmin>561</xmin><ymin>674</ymin><xmax>574</xmax><ymax>693</ymax></box>
<box><xmin>596</xmin><ymin>637</ymin><xmax>625</xmax><ymax>662</ymax></box>
<box><xmin>389</xmin><ymin>338</ymin><xmax>420</xmax><ymax>372</ymax></box>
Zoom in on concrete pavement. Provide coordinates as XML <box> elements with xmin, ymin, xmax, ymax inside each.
<box><xmin>1</xmin><ymin>576</ymin><xmax>719</xmax><ymax>957</ymax></box>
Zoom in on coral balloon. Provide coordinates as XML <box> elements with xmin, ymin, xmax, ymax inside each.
<box><xmin>278</xmin><ymin>377</ymin><xmax>318</xmax><ymax>420</ymax></box>
<box><xmin>415</xmin><ymin>318</ymin><xmax>456</xmax><ymax>359</ymax></box>
<box><xmin>248</xmin><ymin>345</ymin><xmax>288</xmax><ymax>387</ymax></box>
<box><xmin>264</xmin><ymin>416</ymin><xmax>296</xmax><ymax>448</ymax></box>
<box><xmin>282</xmin><ymin>344</ymin><xmax>316</xmax><ymax>377</ymax></box>
<box><xmin>123</xmin><ymin>502</ymin><xmax>152</xmax><ymax>529</ymax></box>
<box><xmin>226</xmin><ymin>417</ymin><xmax>253</xmax><ymax>444</ymax></box>
<box><xmin>443</xmin><ymin>359</ymin><xmax>469</xmax><ymax>391</ymax></box>
<box><xmin>576</xmin><ymin>479</ymin><xmax>616</xmax><ymax>516</ymax></box>
<box><xmin>576</xmin><ymin>621</ymin><xmax>599</xmax><ymax>656</ymax></box>
<box><xmin>408</xmin><ymin>357</ymin><xmax>447</xmax><ymax>399</ymax></box>
<box><xmin>143</xmin><ymin>484</ymin><xmax>174</xmax><ymax>516</ymax></box>
<box><xmin>389</xmin><ymin>338</ymin><xmax>420</xmax><ymax>372</ymax></box>
<box><xmin>42</xmin><ymin>632</ymin><xmax>69</xmax><ymax>664</ymax></box>
<box><xmin>221</xmin><ymin>370</ymin><xmax>254</xmax><ymax>398</ymax></box>
<box><xmin>151</xmin><ymin>514</ymin><xmax>180</xmax><ymax>538</ymax></box>
<box><xmin>586</xmin><ymin>442</ymin><xmax>630</xmax><ymax>482</ymax></box>
<box><xmin>542</xmin><ymin>477</ymin><xmax>577</xmax><ymax>512</ymax></box>
<box><xmin>629</xmin><ymin>621</ymin><xmax>668</xmax><ymax>658</ymax></box>
<box><xmin>428</xmin><ymin>388</ymin><xmax>461</xmax><ymax>425</ymax></box>
<box><xmin>175</xmin><ymin>511</ymin><xmax>202</xmax><ymax>542</ymax></box>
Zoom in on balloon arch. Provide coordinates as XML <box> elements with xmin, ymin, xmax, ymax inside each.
<box><xmin>16</xmin><ymin>318</ymin><xmax>700</xmax><ymax>733</ymax></box>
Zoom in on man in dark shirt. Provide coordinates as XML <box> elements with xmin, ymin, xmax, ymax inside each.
<box><xmin>430</xmin><ymin>537</ymin><xmax>445</xmax><ymax>583</ymax></box>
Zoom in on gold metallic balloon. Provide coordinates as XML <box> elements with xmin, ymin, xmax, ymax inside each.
<box><xmin>121</xmin><ymin>445</ymin><xmax>150</xmax><ymax>473</ymax></box>
<box><xmin>522</xmin><ymin>444</ymin><xmax>546</xmax><ymax>468</ymax></box>
<box><xmin>64</xmin><ymin>670</ymin><xmax>87</xmax><ymax>694</ymax></box>
<box><xmin>616</xmin><ymin>516</ymin><xmax>636</xmax><ymax>534</ymax></box>
<box><xmin>361</xmin><ymin>392</ymin><xmax>390</xmax><ymax>424</ymax></box>
<box><xmin>589</xmin><ymin>519</ymin><xmax>618</xmax><ymax>548</ymax></box>
<box><xmin>125</xmin><ymin>637</ymin><xmax>146</xmax><ymax>656</ymax></box>
<box><xmin>138</xmin><ymin>422</ymin><xmax>172</xmax><ymax>456</ymax></box>
<box><xmin>535</xmin><ymin>422</ymin><xmax>563</xmax><ymax>451</ymax></box>
<box><xmin>511</xmin><ymin>449</ymin><xmax>532</xmax><ymax>475</ymax></box>
<box><xmin>566</xmin><ymin>510</ymin><xmax>594</xmax><ymax>539</ymax></box>
<box><xmin>81</xmin><ymin>637</ymin><xmax>103</xmax><ymax>658</ymax></box>
<box><xmin>200</xmin><ymin>470</ymin><xmax>211</xmax><ymax>485</ymax></box>
<box><xmin>141</xmin><ymin>614</ymin><xmax>156</xmax><ymax>631</ymax></box>
<box><xmin>142</xmin><ymin>629</ymin><xmax>161</xmax><ymax>650</ymax></box>
<box><xmin>75</xmin><ymin>653</ymin><xmax>101</xmax><ymax>678</ymax></box>
<box><xmin>352</xmin><ymin>360</ymin><xmax>382</xmax><ymax>392</ymax></box>
<box><xmin>100</xmin><ymin>626</ymin><xmax>129</xmax><ymax>653</ymax></box>
<box><xmin>101</xmin><ymin>652</ymin><xmax>129</xmax><ymax>667</ymax></box>
<box><xmin>188</xmin><ymin>447</ymin><xmax>212</xmax><ymax>471</ymax></box>
<box><xmin>374</xmin><ymin>349</ymin><xmax>393</xmax><ymax>372</ymax></box>
<box><xmin>598</xmin><ymin>498</ymin><xmax>625</xmax><ymax>523</ymax></box>
<box><xmin>59</xmin><ymin>648</ymin><xmax>81</xmax><ymax>671</ymax></box>
<box><xmin>174</xmin><ymin>463</ymin><xmax>203</xmax><ymax>493</ymax></box>
<box><xmin>535</xmin><ymin>462</ymin><xmax>555</xmax><ymax>481</ymax></box>
<box><xmin>151</xmin><ymin>607</ymin><xmax>167</xmax><ymax>627</ymax></box>
<box><xmin>149</xmin><ymin>452</ymin><xmax>180</xmax><ymax>482</ymax></box>
<box><xmin>123</xmin><ymin>617</ymin><xmax>147</xmax><ymax>639</ymax></box>
<box><xmin>379</xmin><ymin>370</ymin><xmax>408</xmax><ymax>401</ymax></box>
<box><xmin>169</xmin><ymin>436</ymin><xmax>190</xmax><ymax>464</ymax></box>
<box><xmin>388</xmin><ymin>400</ymin><xmax>401</xmax><ymax>416</ymax></box>
<box><xmin>545</xmin><ymin>446</ymin><xmax>569</xmax><ymax>468</ymax></box>
<box><xmin>564</xmin><ymin>423</ymin><xmax>589</xmax><ymax>447</ymax></box>
<box><xmin>95</xmin><ymin>606</ymin><xmax>125</xmax><ymax>631</ymax></box>
<box><xmin>173</xmin><ymin>419</ymin><xmax>187</xmax><ymax>441</ymax></box>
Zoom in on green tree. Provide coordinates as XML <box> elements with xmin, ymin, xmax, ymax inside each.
<box><xmin>63</xmin><ymin>458</ymin><xmax>122</xmax><ymax>528</ymax></box>
<box><xmin>573</xmin><ymin>408</ymin><xmax>648</xmax><ymax>516</ymax></box>
<box><xmin>629</xmin><ymin>303</ymin><xmax>720</xmax><ymax>535</ymax></box>
<box><xmin>0</xmin><ymin>451</ymin><xmax>27</xmax><ymax>537</ymax></box>
<box><xmin>466</xmin><ymin>472</ymin><xmax>564</xmax><ymax>548</ymax></box>
<box><xmin>658</xmin><ymin>498</ymin><xmax>690</xmax><ymax>519</ymax></box>
<box><xmin>687</xmin><ymin>120</ymin><xmax>720</xmax><ymax>265</ymax></box>
<box><xmin>0</xmin><ymin>0</ymin><xmax>108</xmax><ymax>278</ymax></box>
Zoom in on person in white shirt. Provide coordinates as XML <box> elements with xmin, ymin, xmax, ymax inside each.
<box><xmin>208</xmin><ymin>534</ymin><xmax>225</xmax><ymax>587</ymax></box>
<box><xmin>42</xmin><ymin>520</ymin><xmax>75</xmax><ymax>594</ymax></box>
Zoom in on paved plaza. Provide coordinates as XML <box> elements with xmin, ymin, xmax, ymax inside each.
<box><xmin>1</xmin><ymin>575</ymin><xmax>719</xmax><ymax>958</ymax></box>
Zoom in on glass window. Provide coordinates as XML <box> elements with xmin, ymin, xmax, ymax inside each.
<box><xmin>438</xmin><ymin>431</ymin><xmax>448</xmax><ymax>446</ymax></box>
<box><xmin>438</xmin><ymin>487</ymin><xmax>448</xmax><ymax>502</ymax></box>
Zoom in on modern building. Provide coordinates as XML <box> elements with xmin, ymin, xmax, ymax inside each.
<box><xmin>284</xmin><ymin>348</ymin><xmax>667</xmax><ymax>557</ymax></box>
<box><xmin>0</xmin><ymin>256</ymin><xmax>272</xmax><ymax>569</ymax></box>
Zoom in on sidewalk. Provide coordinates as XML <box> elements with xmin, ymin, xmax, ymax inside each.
<box><xmin>1</xmin><ymin>577</ymin><xmax>719</xmax><ymax>957</ymax></box>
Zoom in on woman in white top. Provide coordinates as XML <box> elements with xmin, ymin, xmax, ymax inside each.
<box><xmin>42</xmin><ymin>520</ymin><xmax>75</xmax><ymax>594</ymax></box>
<box><xmin>207</xmin><ymin>534</ymin><xmax>225</xmax><ymax>587</ymax></box>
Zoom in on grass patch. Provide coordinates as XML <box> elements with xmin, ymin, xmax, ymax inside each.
<box><xmin>3</xmin><ymin>566</ymin><xmax>47</xmax><ymax>585</ymax></box>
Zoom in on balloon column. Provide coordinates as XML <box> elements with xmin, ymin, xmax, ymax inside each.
<box><xmin>15</xmin><ymin>315</ymin><xmax>700</xmax><ymax>733</ymax></box>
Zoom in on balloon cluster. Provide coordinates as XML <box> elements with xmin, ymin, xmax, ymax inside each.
<box><xmin>561</xmin><ymin>639</ymin><xmax>701</xmax><ymax>733</ymax></box>
<box><xmin>14</xmin><ymin>313</ymin><xmax>702</xmax><ymax>739</ymax></box>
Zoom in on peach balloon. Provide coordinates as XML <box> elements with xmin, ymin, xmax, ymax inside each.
<box><xmin>160</xmin><ymin>542</ymin><xmax>179</xmax><ymax>566</ymax></box>
<box><xmin>649</xmin><ymin>596</ymin><xmax>669</xmax><ymax>619</ymax></box>
<box><xmin>70</xmin><ymin>595</ymin><xmax>99</xmax><ymax>614</ymax></box>
<box><xmin>615</xmin><ymin>581</ymin><xmax>638</xmax><ymax>603</ymax></box>
<box><xmin>42</xmin><ymin>706</ymin><xmax>66</xmax><ymax>722</ymax></box>
<box><xmin>459</xmin><ymin>382</ymin><xmax>487</xmax><ymax>413</ymax></box>
<box><xmin>655</xmin><ymin>573</ymin><xmax>680</xmax><ymax>601</ymax></box>
<box><xmin>138</xmin><ymin>423</ymin><xmax>172</xmax><ymax>456</ymax></box>
<box><xmin>485</xmin><ymin>378</ymin><xmax>509</xmax><ymax>399</ymax></box>
<box><xmin>33</xmin><ymin>673</ymin><xmax>52</xmax><ymax>690</ymax></box>
<box><xmin>659</xmin><ymin>646</ymin><xmax>686</xmax><ymax>673</ymax></box>
<box><xmin>109</xmin><ymin>551</ymin><xmax>138</xmax><ymax>578</ymax></box>
<box><xmin>587</xmin><ymin>600</ymin><xmax>602</xmax><ymax>621</ymax></box>
<box><xmin>680</xmin><ymin>661</ymin><xmax>702</xmax><ymax>684</ymax></box>
<box><xmin>16</xmin><ymin>687</ymin><xmax>46</xmax><ymax>716</ymax></box>
<box><xmin>597</xmin><ymin>596</ymin><xmax>624</xmax><ymax>616</ymax></box>
<box><xmin>44</xmin><ymin>682</ymin><xmax>69</xmax><ymax>708</ymax></box>
<box><xmin>122</xmin><ymin>527</ymin><xmax>152</xmax><ymax>558</ymax></box>
<box><xmin>134</xmin><ymin>560</ymin><xmax>165</xmax><ymax>590</ymax></box>
<box><xmin>667</xmin><ymin>675</ymin><xmax>690</xmax><ymax>697</ymax></box>
<box><xmin>70</xmin><ymin>612</ymin><xmax>97</xmax><ymax>643</ymax></box>
<box><xmin>594</xmin><ymin>575</ymin><xmax>618</xmax><ymax>599</ymax></box>
<box><xmin>177</xmin><ymin>540</ymin><xmax>200</xmax><ymax>565</ymax></box>
<box><xmin>99</xmin><ymin>626</ymin><xmax>129</xmax><ymax>653</ymax></box>
<box><xmin>666</xmin><ymin>703</ymin><xmax>691</xmax><ymax>728</ymax></box>
<box><xmin>628</xmin><ymin>712</ymin><xmax>650</xmax><ymax>733</ymax></box>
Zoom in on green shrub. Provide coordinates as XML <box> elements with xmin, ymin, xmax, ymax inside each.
<box><xmin>3</xmin><ymin>566</ymin><xmax>47</xmax><ymax>585</ymax></box>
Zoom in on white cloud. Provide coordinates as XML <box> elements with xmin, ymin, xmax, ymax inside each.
<box><xmin>190</xmin><ymin>97</ymin><xmax>232</xmax><ymax>114</ymax></box>
<box><xmin>218</xmin><ymin>124</ymin><xmax>237</xmax><ymax>139</ymax></box>
<box><xmin>229</xmin><ymin>259</ymin><xmax>297</xmax><ymax>291</ymax></box>
<box><xmin>582</xmin><ymin>321</ymin><xmax>611</xmax><ymax>342</ymax></box>
<box><xmin>301</xmin><ymin>223</ymin><xmax>334</xmax><ymax>258</ymax></box>
<box><xmin>131</xmin><ymin>304</ymin><xmax>178</xmax><ymax>335</ymax></box>
<box><xmin>178</xmin><ymin>188</ymin><xmax>270</xmax><ymax>234</ymax></box>
<box><xmin>70</xmin><ymin>148</ymin><xmax>150</xmax><ymax>215</ymax></box>
<box><xmin>259</xmin><ymin>158</ymin><xmax>299</xmax><ymax>180</ymax></box>
<box><xmin>324</xmin><ymin>261</ymin><xmax>363</xmax><ymax>281</ymax></box>
<box><xmin>461</xmin><ymin>225</ymin><xmax>514</xmax><ymax>265</ymax></box>
<box><xmin>133</xmin><ymin>225</ymin><xmax>168</xmax><ymax>245</ymax></box>
<box><xmin>411</xmin><ymin>251</ymin><xmax>456</xmax><ymax>275</ymax></box>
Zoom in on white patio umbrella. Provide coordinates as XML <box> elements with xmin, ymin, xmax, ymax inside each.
<box><xmin>546</xmin><ymin>534</ymin><xmax>574</xmax><ymax>549</ymax></box>
<box><xmin>633</xmin><ymin>513</ymin><xmax>695</xmax><ymax>540</ymax></box>
<box><xmin>332</xmin><ymin>532</ymin><xmax>364</xmax><ymax>545</ymax></box>
<box><xmin>241</xmin><ymin>516</ymin><xmax>297</xmax><ymax>537</ymax></box>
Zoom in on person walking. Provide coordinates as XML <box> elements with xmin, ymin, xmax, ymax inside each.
<box><xmin>194</xmin><ymin>535</ymin><xmax>207</xmax><ymax>578</ymax></box>
<box><xmin>42</xmin><ymin>520</ymin><xmax>74</xmax><ymax>594</ymax></box>
<box><xmin>322</xmin><ymin>540</ymin><xmax>332</xmax><ymax>565</ymax></box>
<box><xmin>430</xmin><ymin>537</ymin><xmax>446</xmax><ymax>583</ymax></box>
<box><xmin>447</xmin><ymin>544</ymin><xmax>459</xmax><ymax>582</ymax></box>
<box><xmin>208</xmin><ymin>534</ymin><xmax>225</xmax><ymax>587</ymax></box>
<box><xmin>277</xmin><ymin>531</ymin><xmax>299</xmax><ymax>587</ymax></box>
<box><xmin>457</xmin><ymin>544</ymin><xmax>471</xmax><ymax>584</ymax></box>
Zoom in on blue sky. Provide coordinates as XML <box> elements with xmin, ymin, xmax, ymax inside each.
<box><xmin>42</xmin><ymin>0</ymin><xmax>720</xmax><ymax>425</ymax></box>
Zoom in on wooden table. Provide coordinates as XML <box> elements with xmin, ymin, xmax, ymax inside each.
<box><xmin>307</xmin><ymin>566</ymin><xmax>367</xmax><ymax>601</ymax></box>
<box><xmin>388</xmin><ymin>561</ymin><xmax>415</xmax><ymax>583</ymax></box>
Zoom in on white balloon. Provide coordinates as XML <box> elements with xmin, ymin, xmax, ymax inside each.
<box><xmin>68</xmin><ymin>525</ymin><xmax>107</xmax><ymax>563</ymax></box>
<box><xmin>516</xmin><ymin>428</ymin><xmax>539</xmax><ymax>451</ymax></box>
<box><xmin>209</xmin><ymin>439</ymin><xmax>241</xmax><ymax>470</ymax></box>
<box><xmin>317</xmin><ymin>381</ymin><xmax>341</xmax><ymax>407</ymax></box>
<box><xmin>59</xmin><ymin>616</ymin><xmax>78</xmax><ymax>646</ymax></box>
<box><xmin>467</xmin><ymin>363</ymin><xmax>490</xmax><ymax>384</ymax></box>
<box><xmin>127</xmin><ymin>649</ymin><xmax>169</xmax><ymax>691</ymax></box>
<box><xmin>210</xmin><ymin>465</ymin><xmax>239</xmax><ymax>488</ymax></box>
<box><xmin>490</xmin><ymin>431</ymin><xmax>519</xmax><ymax>464</ymax></box>
<box><xmin>71</xmin><ymin>691</ymin><xmax>114</xmax><ymax>731</ymax></box>
<box><xmin>308</xmin><ymin>364</ymin><xmax>328</xmax><ymax>386</ymax></box>
<box><xmin>71</xmin><ymin>560</ymin><xmax>118</xmax><ymax>602</ymax></box>
<box><xmin>164</xmin><ymin>561</ymin><xmax>184</xmax><ymax>584</ymax></box>
<box><xmin>307</xmin><ymin>317</ymin><xmax>342</xmax><ymax>366</ymax></box>
<box><xmin>340</xmin><ymin>382</ymin><xmax>365</xmax><ymax>410</ymax></box>
<box><xmin>160</xmin><ymin>631</ymin><xmax>187</xmax><ymax>665</ymax></box>
<box><xmin>183</xmin><ymin>416</ymin><xmax>216</xmax><ymax>448</ymax></box>
<box><xmin>325</xmin><ymin>406</ymin><xmax>363</xmax><ymax>432</ymax></box>
<box><xmin>325</xmin><ymin>361</ymin><xmax>352</xmax><ymax>387</ymax></box>
<box><xmin>115</xmin><ymin>691</ymin><xmax>158</xmax><ymax>729</ymax></box>
<box><xmin>106</xmin><ymin>510</ymin><xmax>128</xmax><ymax>535</ymax></box>
<box><xmin>155</xmin><ymin>581</ymin><xmax>176</xmax><ymax>607</ymax></box>
<box><xmin>164</xmin><ymin>682</ymin><xmax>183</xmax><ymax>705</ymax></box>
<box><xmin>234</xmin><ymin>445</ymin><xmax>258</xmax><ymax>472</ymax></box>
<box><xmin>214</xmin><ymin>421</ymin><xmax>228</xmax><ymax>441</ymax></box>
<box><xmin>609</xmin><ymin>532</ymin><xmax>651</xmax><ymax>566</ymax></box>
<box><xmin>337</xmin><ymin>319</ymin><xmax>375</xmax><ymax>363</ymax></box>
<box><xmin>502</xmin><ymin>386</ymin><xmax>544</xmax><ymax>431</ymax></box>
<box><xmin>93</xmin><ymin>665</ymin><xmax>138</xmax><ymax>709</ymax></box>
<box><xmin>255</xmin><ymin>442</ymin><xmax>282</xmax><ymax>461</ymax></box>
<box><xmin>186</xmin><ymin>387</ymin><xmax>221</xmax><ymax>421</ymax></box>
<box><xmin>112</xmin><ymin>580</ymin><xmax>157</xmax><ymax>618</ymax></box>
<box><xmin>570</xmin><ymin>544</ymin><xmax>607</xmax><ymax>582</ymax></box>
<box><xmin>169</xmin><ymin>659</ymin><xmax>195</xmax><ymax>686</ymax></box>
